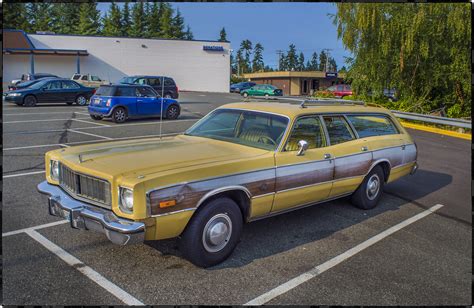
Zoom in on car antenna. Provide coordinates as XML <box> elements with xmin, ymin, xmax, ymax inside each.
<box><xmin>159</xmin><ymin>76</ymin><xmax>165</xmax><ymax>139</ymax></box>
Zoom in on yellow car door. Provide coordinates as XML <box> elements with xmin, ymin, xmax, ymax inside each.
<box><xmin>272</xmin><ymin>115</ymin><xmax>334</xmax><ymax>212</ymax></box>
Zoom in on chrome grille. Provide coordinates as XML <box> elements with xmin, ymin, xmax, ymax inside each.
<box><xmin>59</xmin><ymin>163</ymin><xmax>111</xmax><ymax>208</ymax></box>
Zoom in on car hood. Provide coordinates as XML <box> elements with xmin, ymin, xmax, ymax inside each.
<box><xmin>58</xmin><ymin>134</ymin><xmax>270</xmax><ymax>179</ymax></box>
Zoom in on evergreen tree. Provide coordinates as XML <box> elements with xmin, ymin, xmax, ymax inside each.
<box><xmin>297</xmin><ymin>52</ymin><xmax>305</xmax><ymax>71</ymax></box>
<box><xmin>77</xmin><ymin>3</ymin><xmax>101</xmax><ymax>35</ymax></box>
<box><xmin>184</xmin><ymin>25</ymin><xmax>194</xmax><ymax>40</ymax></box>
<box><xmin>130</xmin><ymin>2</ymin><xmax>145</xmax><ymax>38</ymax></box>
<box><xmin>50</xmin><ymin>4</ymin><xmax>81</xmax><ymax>35</ymax></box>
<box><xmin>252</xmin><ymin>43</ymin><xmax>265</xmax><ymax>72</ymax></box>
<box><xmin>328</xmin><ymin>57</ymin><xmax>337</xmax><ymax>72</ymax></box>
<box><xmin>239</xmin><ymin>39</ymin><xmax>253</xmax><ymax>73</ymax></box>
<box><xmin>28</xmin><ymin>3</ymin><xmax>53</xmax><ymax>32</ymax></box>
<box><xmin>102</xmin><ymin>2</ymin><xmax>123</xmax><ymax>37</ymax></box>
<box><xmin>4</xmin><ymin>3</ymin><xmax>30</xmax><ymax>32</ymax></box>
<box><xmin>171</xmin><ymin>9</ymin><xmax>186</xmax><ymax>39</ymax></box>
<box><xmin>122</xmin><ymin>1</ymin><xmax>132</xmax><ymax>36</ymax></box>
<box><xmin>308</xmin><ymin>52</ymin><xmax>319</xmax><ymax>70</ymax></box>
<box><xmin>218</xmin><ymin>27</ymin><xmax>227</xmax><ymax>42</ymax></box>
<box><xmin>286</xmin><ymin>44</ymin><xmax>297</xmax><ymax>71</ymax></box>
<box><xmin>159</xmin><ymin>3</ymin><xmax>173</xmax><ymax>38</ymax></box>
<box><xmin>236</xmin><ymin>49</ymin><xmax>245</xmax><ymax>75</ymax></box>
<box><xmin>318</xmin><ymin>50</ymin><xmax>327</xmax><ymax>71</ymax></box>
<box><xmin>147</xmin><ymin>2</ymin><xmax>161</xmax><ymax>38</ymax></box>
<box><xmin>143</xmin><ymin>2</ymin><xmax>151</xmax><ymax>37</ymax></box>
<box><xmin>279</xmin><ymin>54</ymin><xmax>288</xmax><ymax>71</ymax></box>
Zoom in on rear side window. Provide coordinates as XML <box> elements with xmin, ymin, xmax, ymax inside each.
<box><xmin>81</xmin><ymin>75</ymin><xmax>88</xmax><ymax>81</ymax></box>
<box><xmin>164</xmin><ymin>78</ymin><xmax>175</xmax><ymax>86</ymax></box>
<box><xmin>135</xmin><ymin>78</ymin><xmax>147</xmax><ymax>85</ymax></box>
<box><xmin>147</xmin><ymin>78</ymin><xmax>161</xmax><ymax>86</ymax></box>
<box><xmin>346</xmin><ymin>115</ymin><xmax>398</xmax><ymax>138</ymax></box>
<box><xmin>323</xmin><ymin>116</ymin><xmax>355</xmax><ymax>145</ymax></box>
<box><xmin>95</xmin><ymin>86</ymin><xmax>116</xmax><ymax>96</ymax></box>
<box><xmin>62</xmin><ymin>81</ymin><xmax>80</xmax><ymax>89</ymax></box>
<box><xmin>72</xmin><ymin>74</ymin><xmax>81</xmax><ymax>80</ymax></box>
<box><xmin>91</xmin><ymin>76</ymin><xmax>101</xmax><ymax>81</ymax></box>
<box><xmin>116</xmin><ymin>86</ymin><xmax>137</xmax><ymax>97</ymax></box>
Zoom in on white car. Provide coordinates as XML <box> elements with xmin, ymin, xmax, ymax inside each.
<box><xmin>71</xmin><ymin>74</ymin><xmax>109</xmax><ymax>88</ymax></box>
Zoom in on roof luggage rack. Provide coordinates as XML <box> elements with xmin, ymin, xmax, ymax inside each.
<box><xmin>298</xmin><ymin>98</ymin><xmax>366</xmax><ymax>108</ymax></box>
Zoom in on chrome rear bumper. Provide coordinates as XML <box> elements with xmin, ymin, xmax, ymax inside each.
<box><xmin>410</xmin><ymin>162</ymin><xmax>418</xmax><ymax>175</ymax></box>
<box><xmin>37</xmin><ymin>181</ymin><xmax>145</xmax><ymax>245</ymax></box>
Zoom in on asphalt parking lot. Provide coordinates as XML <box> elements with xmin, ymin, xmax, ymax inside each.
<box><xmin>2</xmin><ymin>91</ymin><xmax>471</xmax><ymax>305</ymax></box>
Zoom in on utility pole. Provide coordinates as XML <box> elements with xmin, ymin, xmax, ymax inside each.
<box><xmin>276</xmin><ymin>50</ymin><xmax>284</xmax><ymax>71</ymax></box>
<box><xmin>322</xmin><ymin>48</ymin><xmax>332</xmax><ymax>72</ymax></box>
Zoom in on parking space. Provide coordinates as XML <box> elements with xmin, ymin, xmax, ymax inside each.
<box><xmin>2</xmin><ymin>92</ymin><xmax>471</xmax><ymax>305</ymax></box>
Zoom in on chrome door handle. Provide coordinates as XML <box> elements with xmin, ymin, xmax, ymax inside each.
<box><xmin>361</xmin><ymin>146</ymin><xmax>368</xmax><ymax>152</ymax></box>
<box><xmin>324</xmin><ymin>153</ymin><xmax>331</xmax><ymax>159</ymax></box>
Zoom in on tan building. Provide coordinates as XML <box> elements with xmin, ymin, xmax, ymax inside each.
<box><xmin>242</xmin><ymin>71</ymin><xmax>346</xmax><ymax>96</ymax></box>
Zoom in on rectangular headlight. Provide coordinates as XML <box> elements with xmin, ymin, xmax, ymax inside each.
<box><xmin>119</xmin><ymin>187</ymin><xmax>134</xmax><ymax>213</ymax></box>
<box><xmin>50</xmin><ymin>160</ymin><xmax>59</xmax><ymax>181</ymax></box>
<box><xmin>9</xmin><ymin>93</ymin><xmax>22</xmax><ymax>97</ymax></box>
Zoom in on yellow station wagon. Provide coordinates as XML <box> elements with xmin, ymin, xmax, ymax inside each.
<box><xmin>38</xmin><ymin>100</ymin><xmax>418</xmax><ymax>267</ymax></box>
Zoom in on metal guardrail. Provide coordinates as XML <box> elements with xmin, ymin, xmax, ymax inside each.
<box><xmin>391</xmin><ymin>110</ymin><xmax>471</xmax><ymax>129</ymax></box>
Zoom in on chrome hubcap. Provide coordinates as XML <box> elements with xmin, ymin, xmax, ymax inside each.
<box><xmin>366</xmin><ymin>174</ymin><xmax>380</xmax><ymax>200</ymax></box>
<box><xmin>202</xmin><ymin>213</ymin><xmax>232</xmax><ymax>253</ymax></box>
<box><xmin>168</xmin><ymin>107</ymin><xmax>177</xmax><ymax>117</ymax></box>
<box><xmin>77</xmin><ymin>96</ymin><xmax>86</xmax><ymax>105</ymax></box>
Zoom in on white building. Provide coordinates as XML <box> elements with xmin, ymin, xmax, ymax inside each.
<box><xmin>3</xmin><ymin>30</ymin><xmax>231</xmax><ymax>92</ymax></box>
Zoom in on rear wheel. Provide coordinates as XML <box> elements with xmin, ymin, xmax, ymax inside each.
<box><xmin>112</xmin><ymin>107</ymin><xmax>127</xmax><ymax>123</ymax></box>
<box><xmin>179</xmin><ymin>197</ymin><xmax>243</xmax><ymax>268</ymax></box>
<box><xmin>76</xmin><ymin>95</ymin><xmax>87</xmax><ymax>106</ymax></box>
<box><xmin>90</xmin><ymin>115</ymin><xmax>103</xmax><ymax>121</ymax></box>
<box><xmin>23</xmin><ymin>95</ymin><xmax>37</xmax><ymax>107</ymax></box>
<box><xmin>165</xmin><ymin>105</ymin><xmax>180</xmax><ymax>120</ymax></box>
<box><xmin>264</xmin><ymin>93</ymin><xmax>270</xmax><ymax>99</ymax></box>
<box><xmin>242</xmin><ymin>92</ymin><xmax>249</xmax><ymax>98</ymax></box>
<box><xmin>351</xmin><ymin>165</ymin><xmax>384</xmax><ymax>210</ymax></box>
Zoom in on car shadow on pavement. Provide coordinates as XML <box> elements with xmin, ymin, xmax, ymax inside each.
<box><xmin>146</xmin><ymin>169</ymin><xmax>452</xmax><ymax>269</ymax></box>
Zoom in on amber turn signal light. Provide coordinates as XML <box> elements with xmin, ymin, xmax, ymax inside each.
<box><xmin>159</xmin><ymin>200</ymin><xmax>177</xmax><ymax>208</ymax></box>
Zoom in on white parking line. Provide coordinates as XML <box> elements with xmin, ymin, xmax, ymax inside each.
<box><xmin>3</xmin><ymin>117</ymin><xmax>91</xmax><ymax>124</ymax></box>
<box><xmin>67</xmin><ymin>129</ymin><xmax>113</xmax><ymax>140</ymax></box>
<box><xmin>3</xmin><ymin>170</ymin><xmax>45</xmax><ymax>178</ymax></box>
<box><xmin>244</xmin><ymin>204</ymin><xmax>445</xmax><ymax>305</ymax></box>
<box><xmin>72</xmin><ymin>118</ymin><xmax>111</xmax><ymax>127</ymax></box>
<box><xmin>2</xmin><ymin>220</ymin><xmax>68</xmax><ymax>237</ymax></box>
<box><xmin>3</xmin><ymin>111</ymin><xmax>81</xmax><ymax>116</ymax></box>
<box><xmin>3</xmin><ymin>132</ymin><xmax>182</xmax><ymax>151</ymax></box>
<box><xmin>25</xmin><ymin>229</ymin><xmax>144</xmax><ymax>305</ymax></box>
<box><xmin>74</xmin><ymin>111</ymin><xmax>91</xmax><ymax>116</ymax></box>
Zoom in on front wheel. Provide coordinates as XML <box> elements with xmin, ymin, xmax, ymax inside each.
<box><xmin>351</xmin><ymin>165</ymin><xmax>384</xmax><ymax>210</ymax></box>
<box><xmin>112</xmin><ymin>107</ymin><xmax>127</xmax><ymax>123</ymax></box>
<box><xmin>165</xmin><ymin>105</ymin><xmax>180</xmax><ymax>120</ymax></box>
<box><xmin>76</xmin><ymin>95</ymin><xmax>87</xmax><ymax>106</ymax></box>
<box><xmin>264</xmin><ymin>93</ymin><xmax>270</xmax><ymax>99</ymax></box>
<box><xmin>23</xmin><ymin>95</ymin><xmax>37</xmax><ymax>107</ymax></box>
<box><xmin>179</xmin><ymin>197</ymin><xmax>243</xmax><ymax>268</ymax></box>
<box><xmin>242</xmin><ymin>92</ymin><xmax>249</xmax><ymax>98</ymax></box>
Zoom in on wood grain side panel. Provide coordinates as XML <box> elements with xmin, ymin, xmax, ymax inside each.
<box><xmin>334</xmin><ymin>152</ymin><xmax>372</xmax><ymax>180</ymax></box>
<box><xmin>275</xmin><ymin>160</ymin><xmax>333</xmax><ymax>192</ymax></box>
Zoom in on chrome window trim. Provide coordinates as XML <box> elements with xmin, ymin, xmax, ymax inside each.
<box><xmin>195</xmin><ymin>185</ymin><xmax>252</xmax><ymax>208</ymax></box>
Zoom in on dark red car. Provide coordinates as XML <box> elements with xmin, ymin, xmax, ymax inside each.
<box><xmin>326</xmin><ymin>84</ymin><xmax>353</xmax><ymax>98</ymax></box>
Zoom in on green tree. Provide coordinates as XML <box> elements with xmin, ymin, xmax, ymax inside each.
<box><xmin>286</xmin><ymin>44</ymin><xmax>297</xmax><ymax>71</ymax></box>
<box><xmin>297</xmin><ymin>52</ymin><xmax>305</xmax><ymax>71</ymax></box>
<box><xmin>171</xmin><ymin>9</ymin><xmax>186</xmax><ymax>39</ymax></box>
<box><xmin>239</xmin><ymin>40</ymin><xmax>253</xmax><ymax>73</ymax></box>
<box><xmin>333</xmin><ymin>3</ymin><xmax>471</xmax><ymax>116</ymax></box>
<box><xmin>102</xmin><ymin>2</ymin><xmax>123</xmax><ymax>37</ymax></box>
<box><xmin>328</xmin><ymin>57</ymin><xmax>337</xmax><ymax>72</ymax></box>
<box><xmin>318</xmin><ymin>50</ymin><xmax>327</xmax><ymax>71</ymax></box>
<box><xmin>159</xmin><ymin>3</ymin><xmax>173</xmax><ymax>38</ymax></box>
<box><xmin>50</xmin><ymin>4</ymin><xmax>81</xmax><ymax>35</ymax></box>
<box><xmin>28</xmin><ymin>3</ymin><xmax>53</xmax><ymax>32</ymax></box>
<box><xmin>236</xmin><ymin>49</ymin><xmax>245</xmax><ymax>75</ymax></box>
<box><xmin>130</xmin><ymin>2</ymin><xmax>145</xmax><ymax>38</ymax></box>
<box><xmin>219</xmin><ymin>27</ymin><xmax>227</xmax><ymax>42</ymax></box>
<box><xmin>279</xmin><ymin>54</ymin><xmax>288</xmax><ymax>71</ymax></box>
<box><xmin>147</xmin><ymin>2</ymin><xmax>161</xmax><ymax>38</ymax></box>
<box><xmin>77</xmin><ymin>3</ymin><xmax>101</xmax><ymax>35</ymax></box>
<box><xmin>4</xmin><ymin>3</ymin><xmax>30</xmax><ymax>32</ymax></box>
<box><xmin>307</xmin><ymin>52</ymin><xmax>319</xmax><ymax>70</ymax></box>
<box><xmin>252</xmin><ymin>43</ymin><xmax>265</xmax><ymax>72</ymax></box>
<box><xmin>184</xmin><ymin>25</ymin><xmax>194</xmax><ymax>40</ymax></box>
<box><xmin>122</xmin><ymin>1</ymin><xmax>132</xmax><ymax>36</ymax></box>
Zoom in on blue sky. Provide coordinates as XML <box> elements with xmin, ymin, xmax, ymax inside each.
<box><xmin>97</xmin><ymin>3</ymin><xmax>351</xmax><ymax>70</ymax></box>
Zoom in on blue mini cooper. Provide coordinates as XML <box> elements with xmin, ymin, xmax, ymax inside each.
<box><xmin>88</xmin><ymin>84</ymin><xmax>180</xmax><ymax>123</ymax></box>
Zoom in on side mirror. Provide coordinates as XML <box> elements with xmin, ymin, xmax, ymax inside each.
<box><xmin>296</xmin><ymin>140</ymin><xmax>309</xmax><ymax>156</ymax></box>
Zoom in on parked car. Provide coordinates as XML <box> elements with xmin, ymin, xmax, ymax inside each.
<box><xmin>7</xmin><ymin>77</ymin><xmax>57</xmax><ymax>91</ymax></box>
<box><xmin>87</xmin><ymin>84</ymin><xmax>180</xmax><ymax>123</ymax></box>
<box><xmin>230</xmin><ymin>82</ymin><xmax>256</xmax><ymax>93</ymax></box>
<box><xmin>72</xmin><ymin>74</ymin><xmax>109</xmax><ymax>88</ymax></box>
<box><xmin>241</xmin><ymin>84</ymin><xmax>283</xmax><ymax>98</ymax></box>
<box><xmin>38</xmin><ymin>100</ymin><xmax>417</xmax><ymax>267</ymax></box>
<box><xmin>118</xmin><ymin>75</ymin><xmax>179</xmax><ymax>99</ymax></box>
<box><xmin>324</xmin><ymin>84</ymin><xmax>353</xmax><ymax>98</ymax></box>
<box><xmin>4</xmin><ymin>78</ymin><xmax>95</xmax><ymax>106</ymax></box>
<box><xmin>11</xmin><ymin>73</ymin><xmax>59</xmax><ymax>86</ymax></box>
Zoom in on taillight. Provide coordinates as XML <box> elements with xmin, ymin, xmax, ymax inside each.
<box><xmin>92</xmin><ymin>89</ymin><xmax>96</xmax><ymax>94</ymax></box>
<box><xmin>10</xmin><ymin>87</ymin><xmax>16</xmax><ymax>91</ymax></box>
<box><xmin>106</xmin><ymin>99</ymin><xmax>112</xmax><ymax>107</ymax></box>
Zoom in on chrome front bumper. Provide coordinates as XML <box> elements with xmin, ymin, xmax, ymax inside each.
<box><xmin>37</xmin><ymin>181</ymin><xmax>145</xmax><ymax>245</ymax></box>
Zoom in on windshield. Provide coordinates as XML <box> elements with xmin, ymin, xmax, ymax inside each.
<box><xmin>119</xmin><ymin>77</ymin><xmax>136</xmax><ymax>84</ymax></box>
<box><xmin>185</xmin><ymin>109</ymin><xmax>289</xmax><ymax>151</ymax></box>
